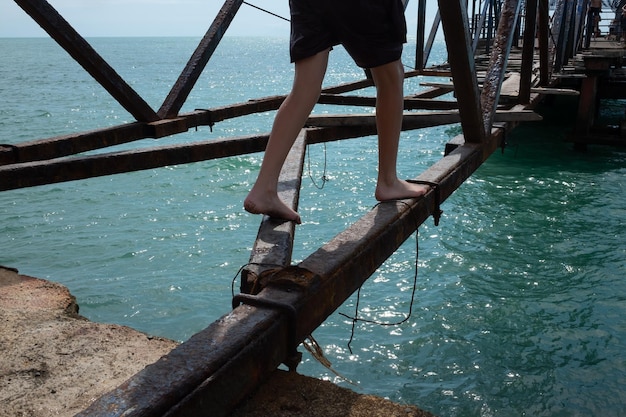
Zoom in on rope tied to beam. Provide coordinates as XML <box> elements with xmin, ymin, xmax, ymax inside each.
<box><xmin>231</xmin><ymin>264</ymin><xmax>316</xmax><ymax>371</ymax></box>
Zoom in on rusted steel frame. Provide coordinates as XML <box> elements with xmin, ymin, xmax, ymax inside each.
<box><xmin>241</xmin><ymin>132</ymin><xmax>306</xmax><ymax>294</ymax></box>
<box><xmin>77</xmin><ymin>114</ymin><xmax>514</xmax><ymax>417</ymax></box>
<box><xmin>409</xmin><ymin>84</ymin><xmax>455</xmax><ymax>99</ymax></box>
<box><xmin>0</xmin><ymin>123</ymin><xmax>151</xmax><ymax>166</ymax></box>
<box><xmin>295</xmin><ymin>129</ymin><xmax>514</xmax><ymax>341</ymax></box>
<box><xmin>158</xmin><ymin>0</ymin><xmax>244</xmax><ymax>118</ymax></box>
<box><xmin>486</xmin><ymin>0</ymin><xmax>496</xmax><ymax>54</ymax></box>
<box><xmin>472</xmin><ymin>0</ymin><xmax>491</xmax><ymax>53</ymax></box>
<box><xmin>575</xmin><ymin>0</ymin><xmax>588</xmax><ymax>50</ymax></box>
<box><xmin>562</xmin><ymin>1</ymin><xmax>577</xmax><ymax>60</ymax></box>
<box><xmin>571</xmin><ymin>0</ymin><xmax>586</xmax><ymax>55</ymax></box>
<box><xmin>0</xmin><ymin>69</ymin><xmax>444</xmax><ymax>167</ymax></box>
<box><xmin>0</xmin><ymin>97</ymin><xmax>284</xmax><ymax>166</ymax></box>
<box><xmin>306</xmin><ymin>110</ymin><xmax>540</xmax><ymax>130</ymax></box>
<box><xmin>583</xmin><ymin>0</ymin><xmax>594</xmax><ymax>48</ymax></box>
<box><xmin>0</xmin><ymin>89</ymin><xmax>423</xmax><ymax>168</ymax></box>
<box><xmin>416</xmin><ymin>0</ymin><xmax>427</xmax><ymax>69</ymax></box>
<box><xmin>0</xmin><ymin>134</ymin><xmax>269</xmax><ymax>192</ymax></box>
<box><xmin>437</xmin><ymin>0</ymin><xmax>486</xmax><ymax>142</ymax></box>
<box><xmin>480</xmin><ymin>0</ymin><xmax>522</xmax><ymax>133</ymax></box>
<box><xmin>193</xmin><ymin>95</ymin><xmax>285</xmax><ymax>124</ymax></box>
<box><xmin>13</xmin><ymin>0</ymin><xmax>158</xmax><ymax>123</ymax></box>
<box><xmin>317</xmin><ymin>94</ymin><xmax>459</xmax><ymax>110</ymax></box>
<box><xmin>0</xmin><ymin>104</ymin><xmax>541</xmax><ymax>191</ymax></box>
<box><xmin>519</xmin><ymin>0</ymin><xmax>538</xmax><ymax>103</ymax></box>
<box><xmin>553</xmin><ymin>0</ymin><xmax>570</xmax><ymax>72</ymax></box>
<box><xmin>0</xmin><ymin>119</ymin><xmax>400</xmax><ymax>191</ymax></box>
<box><xmin>575</xmin><ymin>59</ymin><xmax>605</xmax><ymax>137</ymax></box>
<box><xmin>423</xmin><ymin>10</ymin><xmax>442</xmax><ymax>68</ymax></box>
<box><xmin>537</xmin><ymin>0</ymin><xmax>551</xmax><ymax>86</ymax></box>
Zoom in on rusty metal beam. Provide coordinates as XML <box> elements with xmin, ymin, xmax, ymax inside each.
<box><xmin>0</xmin><ymin>134</ymin><xmax>268</xmax><ymax>191</ymax></box>
<box><xmin>306</xmin><ymin>110</ymin><xmax>541</xmax><ymax>129</ymax></box>
<box><xmin>416</xmin><ymin>0</ymin><xmax>427</xmax><ymax>70</ymax></box>
<box><xmin>158</xmin><ymin>0</ymin><xmax>245</xmax><ymax>118</ymax></box>
<box><xmin>519</xmin><ymin>0</ymin><xmax>538</xmax><ymax>103</ymax></box>
<box><xmin>423</xmin><ymin>10</ymin><xmax>442</xmax><ymax>69</ymax></box>
<box><xmin>76</xmin><ymin>107</ymin><xmax>524</xmax><ymax>417</ymax></box>
<box><xmin>0</xmin><ymin>107</ymin><xmax>542</xmax><ymax>191</ymax></box>
<box><xmin>0</xmin><ymin>123</ymin><xmax>151</xmax><ymax>166</ymax></box>
<box><xmin>0</xmin><ymin>125</ymin><xmax>374</xmax><ymax>191</ymax></box>
<box><xmin>437</xmin><ymin>0</ymin><xmax>485</xmax><ymax>142</ymax></box>
<box><xmin>13</xmin><ymin>0</ymin><xmax>159</xmax><ymax>123</ymax></box>
<box><xmin>537</xmin><ymin>0</ymin><xmax>551</xmax><ymax>86</ymax></box>
<box><xmin>318</xmin><ymin>94</ymin><xmax>459</xmax><ymax>110</ymax></box>
<box><xmin>480</xmin><ymin>0</ymin><xmax>523</xmax><ymax>133</ymax></box>
<box><xmin>241</xmin><ymin>132</ymin><xmax>306</xmax><ymax>294</ymax></box>
<box><xmin>0</xmin><ymin>96</ymin><xmax>285</xmax><ymax>166</ymax></box>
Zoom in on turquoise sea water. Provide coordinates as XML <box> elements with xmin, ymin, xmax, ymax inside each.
<box><xmin>1</xmin><ymin>37</ymin><xmax>625</xmax><ymax>417</ymax></box>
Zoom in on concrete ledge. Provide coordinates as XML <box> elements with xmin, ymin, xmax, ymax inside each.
<box><xmin>0</xmin><ymin>266</ymin><xmax>435</xmax><ymax>417</ymax></box>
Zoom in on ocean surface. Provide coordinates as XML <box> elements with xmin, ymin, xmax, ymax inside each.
<box><xmin>1</xmin><ymin>37</ymin><xmax>625</xmax><ymax>417</ymax></box>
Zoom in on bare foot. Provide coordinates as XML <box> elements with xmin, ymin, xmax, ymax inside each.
<box><xmin>244</xmin><ymin>191</ymin><xmax>302</xmax><ymax>224</ymax></box>
<box><xmin>375</xmin><ymin>179</ymin><xmax>430</xmax><ymax>202</ymax></box>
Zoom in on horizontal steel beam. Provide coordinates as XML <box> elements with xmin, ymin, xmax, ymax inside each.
<box><xmin>306</xmin><ymin>110</ymin><xmax>541</xmax><ymax>128</ymax></box>
<box><xmin>1</xmin><ymin>106</ymin><xmax>540</xmax><ymax>191</ymax></box>
<box><xmin>0</xmin><ymin>134</ymin><xmax>268</xmax><ymax>191</ymax></box>
<box><xmin>318</xmin><ymin>94</ymin><xmax>459</xmax><ymax>110</ymax></box>
<box><xmin>0</xmin><ymin>97</ymin><xmax>285</xmax><ymax>166</ymax></box>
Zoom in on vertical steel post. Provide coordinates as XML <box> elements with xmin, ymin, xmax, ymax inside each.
<box><xmin>416</xmin><ymin>0</ymin><xmax>427</xmax><ymax>70</ymax></box>
<box><xmin>537</xmin><ymin>0</ymin><xmax>551</xmax><ymax>86</ymax></box>
<box><xmin>520</xmin><ymin>0</ymin><xmax>539</xmax><ymax>103</ymax></box>
<box><xmin>480</xmin><ymin>0</ymin><xmax>523</xmax><ymax>134</ymax></box>
<box><xmin>437</xmin><ymin>0</ymin><xmax>486</xmax><ymax>142</ymax></box>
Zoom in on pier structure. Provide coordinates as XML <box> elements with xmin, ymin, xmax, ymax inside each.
<box><xmin>2</xmin><ymin>1</ymin><xmax>626</xmax><ymax>416</ymax></box>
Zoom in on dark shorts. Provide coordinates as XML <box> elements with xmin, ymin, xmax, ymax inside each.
<box><xmin>289</xmin><ymin>0</ymin><xmax>407</xmax><ymax>69</ymax></box>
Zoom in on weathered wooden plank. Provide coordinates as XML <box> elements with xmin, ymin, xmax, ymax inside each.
<box><xmin>14</xmin><ymin>0</ymin><xmax>159</xmax><ymax>123</ymax></box>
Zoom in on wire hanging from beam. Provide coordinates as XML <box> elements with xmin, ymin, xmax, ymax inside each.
<box><xmin>242</xmin><ymin>1</ymin><xmax>290</xmax><ymax>22</ymax></box>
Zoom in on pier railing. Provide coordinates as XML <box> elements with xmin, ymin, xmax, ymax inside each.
<box><xmin>3</xmin><ymin>0</ymin><xmax>600</xmax><ymax>416</ymax></box>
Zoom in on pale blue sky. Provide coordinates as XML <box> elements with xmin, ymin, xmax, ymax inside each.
<box><xmin>1</xmin><ymin>0</ymin><xmax>437</xmax><ymax>38</ymax></box>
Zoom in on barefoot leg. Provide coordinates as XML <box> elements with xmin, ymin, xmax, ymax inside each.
<box><xmin>244</xmin><ymin>50</ymin><xmax>330</xmax><ymax>223</ymax></box>
<box><xmin>370</xmin><ymin>60</ymin><xmax>429</xmax><ymax>201</ymax></box>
